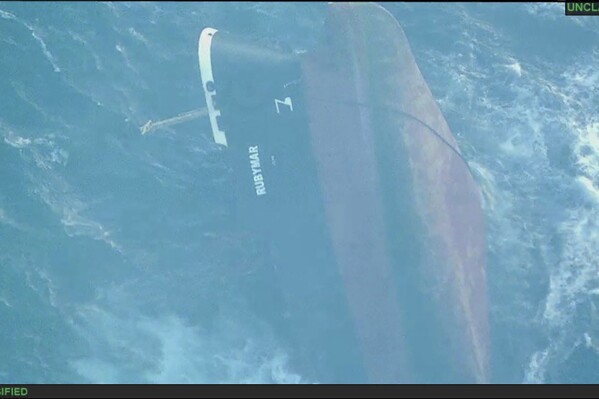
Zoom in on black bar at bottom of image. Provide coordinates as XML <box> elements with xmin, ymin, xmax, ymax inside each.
<box><xmin>1</xmin><ymin>384</ymin><xmax>599</xmax><ymax>398</ymax></box>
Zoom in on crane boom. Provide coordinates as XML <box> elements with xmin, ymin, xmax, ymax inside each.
<box><xmin>140</xmin><ymin>108</ymin><xmax>208</xmax><ymax>135</ymax></box>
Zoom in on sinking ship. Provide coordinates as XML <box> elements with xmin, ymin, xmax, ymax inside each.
<box><xmin>195</xmin><ymin>2</ymin><xmax>488</xmax><ymax>383</ymax></box>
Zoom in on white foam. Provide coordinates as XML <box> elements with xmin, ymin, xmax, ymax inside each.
<box><xmin>573</xmin><ymin>121</ymin><xmax>599</xmax><ymax>203</ymax></box>
<box><xmin>23</xmin><ymin>267</ymin><xmax>59</xmax><ymax>309</ymax></box>
<box><xmin>0</xmin><ymin>296</ymin><xmax>12</xmax><ymax>308</ymax></box>
<box><xmin>524</xmin><ymin>3</ymin><xmax>562</xmax><ymax>19</ymax></box>
<box><xmin>0</xmin><ymin>8</ymin><xmax>60</xmax><ymax>72</ymax></box>
<box><xmin>429</xmin><ymin>9</ymin><xmax>599</xmax><ymax>382</ymax></box>
<box><xmin>542</xmin><ymin>209</ymin><xmax>599</xmax><ymax>328</ymax></box>
<box><xmin>61</xmin><ymin>211</ymin><xmax>120</xmax><ymax>251</ymax></box>
<box><xmin>3</xmin><ymin>127</ymin><xmax>69</xmax><ymax>170</ymax></box>
<box><xmin>0</xmin><ymin>9</ymin><xmax>16</xmax><ymax>20</ymax></box>
<box><xmin>3</xmin><ymin>130</ymin><xmax>31</xmax><ymax>148</ymax></box>
<box><xmin>523</xmin><ymin>348</ymin><xmax>550</xmax><ymax>383</ymax></box>
<box><xmin>538</xmin><ymin>54</ymin><xmax>599</xmax><ymax>344</ymax></box>
<box><xmin>69</xmin><ymin>304</ymin><xmax>307</xmax><ymax>384</ymax></box>
<box><xmin>468</xmin><ymin>161</ymin><xmax>499</xmax><ymax>212</ymax></box>
<box><xmin>583</xmin><ymin>332</ymin><xmax>599</xmax><ymax>353</ymax></box>
<box><xmin>31</xmin><ymin>30</ymin><xmax>60</xmax><ymax>73</ymax></box>
<box><xmin>576</xmin><ymin>175</ymin><xmax>599</xmax><ymax>204</ymax></box>
<box><xmin>128</xmin><ymin>27</ymin><xmax>148</xmax><ymax>45</ymax></box>
<box><xmin>115</xmin><ymin>43</ymin><xmax>139</xmax><ymax>75</ymax></box>
<box><xmin>505</xmin><ymin>59</ymin><xmax>523</xmax><ymax>77</ymax></box>
<box><xmin>36</xmin><ymin>268</ymin><xmax>58</xmax><ymax>308</ymax></box>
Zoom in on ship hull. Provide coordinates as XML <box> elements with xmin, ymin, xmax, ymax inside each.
<box><xmin>198</xmin><ymin>2</ymin><xmax>489</xmax><ymax>383</ymax></box>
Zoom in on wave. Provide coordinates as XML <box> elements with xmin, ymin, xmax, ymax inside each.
<box><xmin>0</xmin><ymin>8</ymin><xmax>60</xmax><ymax>72</ymax></box>
<box><xmin>68</xmin><ymin>300</ymin><xmax>307</xmax><ymax>383</ymax></box>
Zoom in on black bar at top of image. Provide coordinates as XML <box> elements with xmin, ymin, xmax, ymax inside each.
<box><xmin>1</xmin><ymin>384</ymin><xmax>599</xmax><ymax>398</ymax></box>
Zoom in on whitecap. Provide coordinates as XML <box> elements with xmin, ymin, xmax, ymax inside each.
<box><xmin>128</xmin><ymin>27</ymin><xmax>148</xmax><ymax>45</ymax></box>
<box><xmin>3</xmin><ymin>130</ymin><xmax>31</xmax><ymax>148</ymax></box>
<box><xmin>0</xmin><ymin>296</ymin><xmax>12</xmax><ymax>308</ymax></box>
<box><xmin>0</xmin><ymin>8</ymin><xmax>60</xmax><ymax>72</ymax></box>
<box><xmin>68</xmin><ymin>306</ymin><xmax>308</xmax><ymax>384</ymax></box>
<box><xmin>523</xmin><ymin>348</ymin><xmax>550</xmax><ymax>383</ymax></box>
<box><xmin>505</xmin><ymin>60</ymin><xmax>522</xmax><ymax>77</ymax></box>
<box><xmin>30</xmin><ymin>30</ymin><xmax>60</xmax><ymax>73</ymax></box>
<box><xmin>0</xmin><ymin>9</ymin><xmax>16</xmax><ymax>20</ymax></box>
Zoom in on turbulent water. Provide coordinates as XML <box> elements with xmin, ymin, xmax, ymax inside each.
<box><xmin>0</xmin><ymin>2</ymin><xmax>598</xmax><ymax>383</ymax></box>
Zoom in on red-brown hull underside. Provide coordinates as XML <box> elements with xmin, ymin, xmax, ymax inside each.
<box><xmin>301</xmin><ymin>3</ymin><xmax>489</xmax><ymax>383</ymax></box>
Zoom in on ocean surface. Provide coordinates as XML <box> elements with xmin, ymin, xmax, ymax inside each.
<box><xmin>1</xmin><ymin>2</ymin><xmax>598</xmax><ymax>383</ymax></box>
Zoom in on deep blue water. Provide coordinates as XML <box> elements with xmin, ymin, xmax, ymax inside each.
<box><xmin>1</xmin><ymin>2</ymin><xmax>598</xmax><ymax>383</ymax></box>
